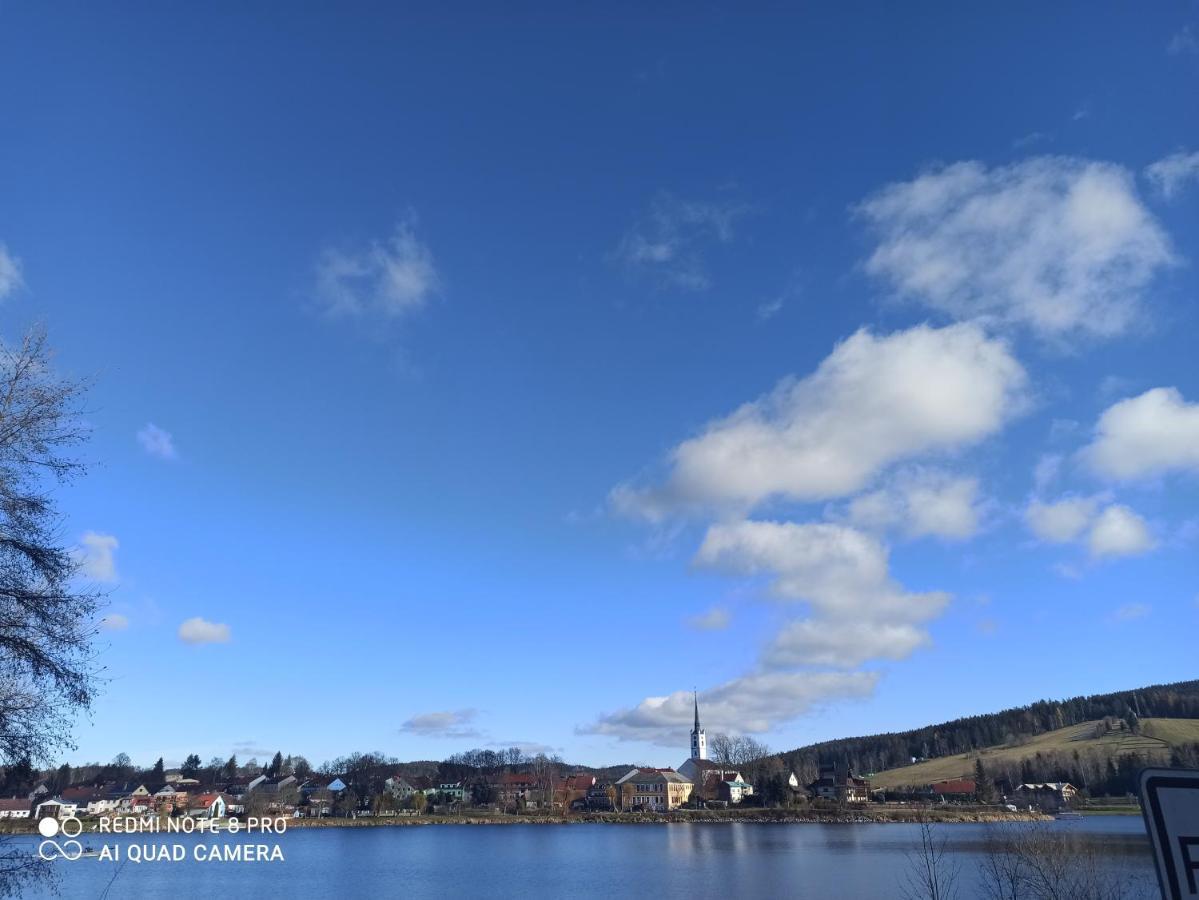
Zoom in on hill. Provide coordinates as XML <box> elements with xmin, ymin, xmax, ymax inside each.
<box><xmin>868</xmin><ymin>717</ymin><xmax>1199</xmax><ymax>790</ymax></box>
<box><xmin>772</xmin><ymin>678</ymin><xmax>1199</xmax><ymax>793</ymax></box>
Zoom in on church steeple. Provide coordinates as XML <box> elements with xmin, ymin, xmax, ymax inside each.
<box><xmin>690</xmin><ymin>690</ymin><xmax>707</xmax><ymax>761</ymax></box>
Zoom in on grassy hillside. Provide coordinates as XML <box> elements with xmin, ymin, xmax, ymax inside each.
<box><xmin>869</xmin><ymin>717</ymin><xmax>1199</xmax><ymax>790</ymax></box>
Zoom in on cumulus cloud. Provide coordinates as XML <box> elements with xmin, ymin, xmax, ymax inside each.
<box><xmin>613</xmin><ymin>193</ymin><xmax>748</xmax><ymax>290</ymax></box>
<box><xmin>1025</xmin><ymin>496</ymin><xmax>1154</xmax><ymax>560</ymax></box>
<box><xmin>1083</xmin><ymin>387</ymin><xmax>1199</xmax><ymax>480</ymax></box>
<box><xmin>694</xmin><ymin>520</ymin><xmax>950</xmax><ymax>625</ymax></box>
<box><xmin>399</xmin><ymin>709</ymin><xmax>482</xmax><ymax>740</ymax></box>
<box><xmin>1145</xmin><ymin>151</ymin><xmax>1199</xmax><ymax>200</ymax></box>
<box><xmin>1088</xmin><ymin>505</ymin><xmax>1155</xmax><ymax>559</ymax></box>
<box><xmin>1026</xmin><ymin>496</ymin><xmax>1103</xmax><ymax>543</ymax></box>
<box><xmin>612</xmin><ymin>323</ymin><xmax>1026</xmax><ymax>519</ymax></box>
<box><xmin>763</xmin><ymin>619</ymin><xmax>931</xmax><ymax>668</ymax></box>
<box><xmin>315</xmin><ymin>217</ymin><xmax>439</xmax><ymax>319</ymax></box>
<box><xmin>76</xmin><ymin>532</ymin><xmax>119</xmax><ymax>583</ymax></box>
<box><xmin>858</xmin><ymin>157</ymin><xmax>1175</xmax><ymax>339</ymax></box>
<box><xmin>582</xmin><ymin>670</ymin><xmax>878</xmax><ymax>746</ymax></box>
<box><xmin>0</xmin><ymin>244</ymin><xmax>22</xmax><ymax>300</ymax></box>
<box><xmin>99</xmin><ymin>613</ymin><xmax>129</xmax><ymax>631</ymax></box>
<box><xmin>686</xmin><ymin>606</ymin><xmax>731</xmax><ymax>631</ymax></box>
<box><xmin>845</xmin><ymin>469</ymin><xmax>981</xmax><ymax>540</ymax></box>
<box><xmin>136</xmin><ymin>423</ymin><xmax>177</xmax><ymax>460</ymax></box>
<box><xmin>178</xmin><ymin>617</ymin><xmax>231</xmax><ymax>645</ymax></box>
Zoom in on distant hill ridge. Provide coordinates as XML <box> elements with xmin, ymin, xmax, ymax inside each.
<box><xmin>777</xmin><ymin>678</ymin><xmax>1199</xmax><ymax>780</ymax></box>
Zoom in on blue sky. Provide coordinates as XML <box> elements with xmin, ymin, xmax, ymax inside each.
<box><xmin>1</xmin><ymin>3</ymin><xmax>1197</xmax><ymax>769</ymax></box>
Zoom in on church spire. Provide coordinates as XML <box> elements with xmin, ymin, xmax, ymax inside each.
<box><xmin>690</xmin><ymin>689</ymin><xmax>707</xmax><ymax>761</ymax></box>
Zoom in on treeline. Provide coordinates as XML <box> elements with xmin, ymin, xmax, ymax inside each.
<box><xmin>776</xmin><ymin>679</ymin><xmax>1199</xmax><ymax>784</ymax></box>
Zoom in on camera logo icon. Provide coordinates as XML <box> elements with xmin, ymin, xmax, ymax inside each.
<box><xmin>37</xmin><ymin>815</ymin><xmax>83</xmax><ymax>861</ymax></box>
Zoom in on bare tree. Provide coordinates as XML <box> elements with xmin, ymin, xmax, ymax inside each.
<box><xmin>980</xmin><ymin>822</ymin><xmax>1157</xmax><ymax>900</ymax></box>
<box><xmin>902</xmin><ymin>821</ymin><xmax>961</xmax><ymax>900</ymax></box>
<box><xmin>0</xmin><ymin>327</ymin><xmax>99</xmax><ymax>897</ymax></box>
<box><xmin>709</xmin><ymin>734</ymin><xmax>771</xmax><ymax>768</ymax></box>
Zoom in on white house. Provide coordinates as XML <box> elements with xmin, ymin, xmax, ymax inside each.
<box><xmin>34</xmin><ymin>799</ymin><xmax>78</xmax><ymax>820</ymax></box>
<box><xmin>0</xmin><ymin>799</ymin><xmax>30</xmax><ymax>819</ymax></box>
<box><xmin>186</xmin><ymin>793</ymin><xmax>227</xmax><ymax>818</ymax></box>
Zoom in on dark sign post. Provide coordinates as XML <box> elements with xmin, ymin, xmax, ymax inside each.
<box><xmin>1140</xmin><ymin>768</ymin><xmax>1199</xmax><ymax>900</ymax></box>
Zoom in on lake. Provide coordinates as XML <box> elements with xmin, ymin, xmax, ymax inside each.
<box><xmin>17</xmin><ymin>816</ymin><xmax>1158</xmax><ymax>899</ymax></box>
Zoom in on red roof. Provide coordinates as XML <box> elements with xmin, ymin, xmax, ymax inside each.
<box><xmin>0</xmin><ymin>799</ymin><xmax>30</xmax><ymax>812</ymax></box>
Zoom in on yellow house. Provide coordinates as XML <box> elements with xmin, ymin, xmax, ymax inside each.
<box><xmin>615</xmin><ymin>768</ymin><xmax>693</xmax><ymax>811</ymax></box>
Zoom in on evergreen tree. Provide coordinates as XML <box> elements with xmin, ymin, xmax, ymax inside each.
<box><xmin>267</xmin><ymin>751</ymin><xmax>284</xmax><ymax>778</ymax></box>
<box><xmin>150</xmin><ymin>757</ymin><xmax>165</xmax><ymax>782</ymax></box>
<box><xmin>181</xmin><ymin>754</ymin><xmax>202</xmax><ymax>778</ymax></box>
<box><xmin>974</xmin><ymin>759</ymin><xmax>995</xmax><ymax>802</ymax></box>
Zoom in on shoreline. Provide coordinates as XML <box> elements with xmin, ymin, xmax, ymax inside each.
<box><xmin>0</xmin><ymin>807</ymin><xmax>1057</xmax><ymax>835</ymax></box>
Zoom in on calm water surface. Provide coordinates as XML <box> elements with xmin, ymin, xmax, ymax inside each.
<box><xmin>18</xmin><ymin>816</ymin><xmax>1156</xmax><ymax>899</ymax></box>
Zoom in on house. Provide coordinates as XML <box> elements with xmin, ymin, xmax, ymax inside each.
<box><xmin>585</xmin><ymin>782</ymin><xmax>615</xmax><ymax>811</ymax></box>
<box><xmin>709</xmin><ymin>774</ymin><xmax>754</xmax><ymax>805</ymax></box>
<box><xmin>490</xmin><ymin>773</ymin><xmax>537</xmax><ymax>807</ymax></box>
<box><xmin>615</xmin><ymin>768</ymin><xmax>693</xmax><ymax>811</ymax></box>
<box><xmin>325</xmin><ymin>778</ymin><xmax>347</xmax><ymax>793</ymax></box>
<box><xmin>555</xmin><ymin>774</ymin><xmax>596</xmax><ymax>810</ymax></box>
<box><xmin>385</xmin><ymin>775</ymin><xmax>435</xmax><ymax>800</ymax></box>
<box><xmin>930</xmin><ymin>779</ymin><xmax>977</xmax><ymax>799</ymax></box>
<box><xmin>807</xmin><ymin>762</ymin><xmax>871</xmax><ymax>804</ymax></box>
<box><xmin>686</xmin><ymin>760</ymin><xmax>752</xmax><ymax>802</ymax></box>
<box><xmin>186</xmin><ymin>793</ymin><xmax>227</xmax><ymax>818</ymax></box>
<box><xmin>34</xmin><ymin>799</ymin><xmax>78</xmax><ymax>820</ymax></box>
<box><xmin>0</xmin><ymin>799</ymin><xmax>31</xmax><ymax>819</ymax></box>
<box><xmin>1012</xmin><ymin>782</ymin><xmax>1078</xmax><ymax>810</ymax></box>
<box><xmin>436</xmin><ymin>782</ymin><xmax>466</xmax><ymax>803</ymax></box>
<box><xmin>60</xmin><ymin>786</ymin><xmax>123</xmax><ymax>817</ymax></box>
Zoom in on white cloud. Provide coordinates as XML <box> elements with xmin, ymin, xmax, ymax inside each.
<box><xmin>0</xmin><ymin>244</ymin><xmax>22</xmax><ymax>300</ymax></box>
<box><xmin>136</xmin><ymin>423</ymin><xmax>177</xmax><ymax>460</ymax></box>
<box><xmin>399</xmin><ymin>709</ymin><xmax>482</xmax><ymax>739</ymax></box>
<box><xmin>1112</xmin><ymin>602</ymin><xmax>1150</xmax><ymax>622</ymax></box>
<box><xmin>178</xmin><ymin>617</ymin><xmax>231</xmax><ymax>645</ymax></box>
<box><xmin>231</xmin><ymin>741</ymin><xmax>275</xmax><ymax>758</ymax></box>
<box><xmin>99</xmin><ymin>613</ymin><xmax>129</xmax><ymax>631</ymax></box>
<box><xmin>614</xmin><ymin>193</ymin><xmax>748</xmax><ymax>290</ymax></box>
<box><xmin>686</xmin><ymin>606</ymin><xmax>731</xmax><ymax>631</ymax></box>
<box><xmin>756</xmin><ymin>297</ymin><xmax>785</xmax><ymax>321</ymax></box>
<box><xmin>1168</xmin><ymin>25</ymin><xmax>1198</xmax><ymax>55</ymax></box>
<box><xmin>1025</xmin><ymin>496</ymin><xmax>1154</xmax><ymax>560</ymax></box>
<box><xmin>763</xmin><ymin>619</ymin><xmax>931</xmax><ymax>668</ymax></box>
<box><xmin>1083</xmin><ymin>387</ymin><xmax>1199</xmax><ymax>480</ymax></box>
<box><xmin>76</xmin><ymin>532</ymin><xmax>119</xmax><ymax>583</ymax></box>
<box><xmin>859</xmin><ymin>157</ymin><xmax>1175</xmax><ymax>339</ymax></box>
<box><xmin>1026</xmin><ymin>495</ymin><xmax>1102</xmax><ymax>543</ymax></box>
<box><xmin>1088</xmin><ymin>505</ymin><xmax>1155</xmax><ymax>559</ymax></box>
<box><xmin>612</xmin><ymin>323</ymin><xmax>1026</xmax><ymax>519</ymax></box>
<box><xmin>582</xmin><ymin>670</ymin><xmax>878</xmax><ymax>746</ymax></box>
<box><xmin>846</xmin><ymin>469</ymin><xmax>981</xmax><ymax>540</ymax></box>
<box><xmin>1033</xmin><ymin>454</ymin><xmax>1063</xmax><ymax>492</ymax></box>
<box><xmin>1145</xmin><ymin>151</ymin><xmax>1199</xmax><ymax>200</ymax></box>
<box><xmin>693</xmin><ymin>520</ymin><xmax>950</xmax><ymax>625</ymax></box>
<box><xmin>315</xmin><ymin>217</ymin><xmax>439</xmax><ymax>319</ymax></box>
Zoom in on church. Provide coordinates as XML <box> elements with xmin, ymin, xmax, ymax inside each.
<box><xmin>677</xmin><ymin>694</ymin><xmax>754</xmax><ymax>804</ymax></box>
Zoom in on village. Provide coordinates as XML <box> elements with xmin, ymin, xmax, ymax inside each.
<box><xmin>0</xmin><ymin>697</ymin><xmax>1079</xmax><ymax>826</ymax></box>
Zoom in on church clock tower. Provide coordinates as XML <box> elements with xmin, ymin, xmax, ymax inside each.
<box><xmin>690</xmin><ymin>692</ymin><xmax>707</xmax><ymax>760</ymax></box>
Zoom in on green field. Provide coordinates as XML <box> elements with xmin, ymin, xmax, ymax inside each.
<box><xmin>868</xmin><ymin>717</ymin><xmax>1199</xmax><ymax>790</ymax></box>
